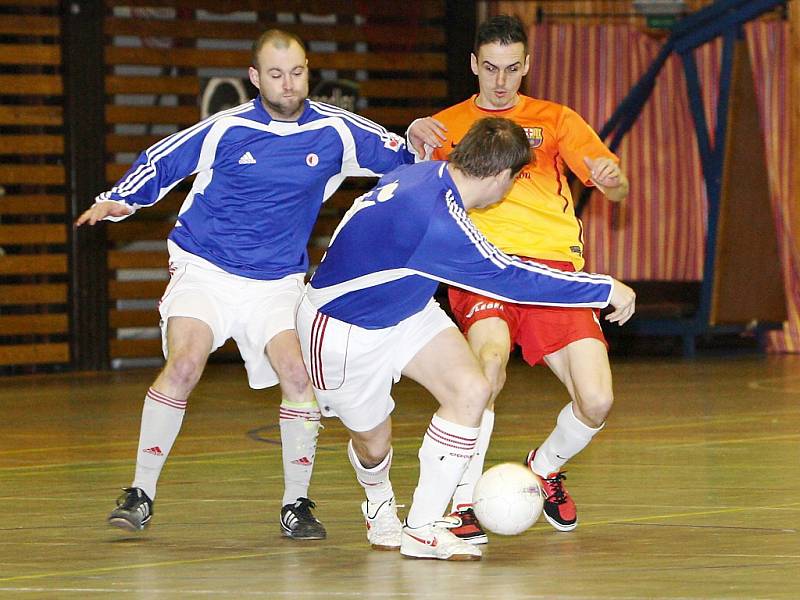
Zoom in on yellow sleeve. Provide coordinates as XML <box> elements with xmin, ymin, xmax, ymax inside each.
<box><xmin>557</xmin><ymin>107</ymin><xmax>618</xmax><ymax>186</ymax></box>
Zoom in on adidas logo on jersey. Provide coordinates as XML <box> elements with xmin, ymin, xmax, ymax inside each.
<box><xmin>238</xmin><ymin>151</ymin><xmax>256</xmax><ymax>165</ymax></box>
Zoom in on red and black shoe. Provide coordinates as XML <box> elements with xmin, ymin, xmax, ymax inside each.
<box><xmin>525</xmin><ymin>449</ymin><xmax>577</xmax><ymax>532</ymax></box>
<box><xmin>447</xmin><ymin>504</ymin><xmax>488</xmax><ymax>545</ymax></box>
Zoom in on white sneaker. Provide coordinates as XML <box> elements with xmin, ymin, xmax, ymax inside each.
<box><xmin>362</xmin><ymin>499</ymin><xmax>403</xmax><ymax>550</ymax></box>
<box><xmin>400</xmin><ymin>520</ymin><xmax>482</xmax><ymax>561</ymax></box>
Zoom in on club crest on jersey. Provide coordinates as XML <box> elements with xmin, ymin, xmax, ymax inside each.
<box><xmin>524</xmin><ymin>127</ymin><xmax>543</xmax><ymax>148</ymax></box>
<box><xmin>306</xmin><ymin>153</ymin><xmax>319</xmax><ymax>167</ymax></box>
<box><xmin>383</xmin><ymin>133</ymin><xmax>403</xmax><ymax>152</ymax></box>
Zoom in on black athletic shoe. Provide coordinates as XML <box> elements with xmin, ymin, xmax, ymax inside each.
<box><xmin>108</xmin><ymin>487</ymin><xmax>153</xmax><ymax>531</ymax></box>
<box><xmin>525</xmin><ymin>449</ymin><xmax>577</xmax><ymax>531</ymax></box>
<box><xmin>280</xmin><ymin>497</ymin><xmax>327</xmax><ymax>540</ymax></box>
<box><xmin>448</xmin><ymin>506</ymin><xmax>489</xmax><ymax>545</ymax></box>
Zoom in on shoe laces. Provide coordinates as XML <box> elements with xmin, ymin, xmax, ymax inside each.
<box><xmin>117</xmin><ymin>487</ymin><xmax>148</xmax><ymax>510</ymax></box>
<box><xmin>541</xmin><ymin>472</ymin><xmax>569</xmax><ymax>505</ymax></box>
<box><xmin>369</xmin><ymin>500</ymin><xmax>400</xmax><ymax>525</ymax></box>
<box><xmin>432</xmin><ymin>518</ymin><xmax>459</xmax><ymax>531</ymax></box>
<box><xmin>456</xmin><ymin>508</ymin><xmax>478</xmax><ymax>527</ymax></box>
<box><xmin>292</xmin><ymin>497</ymin><xmax>318</xmax><ymax>520</ymax></box>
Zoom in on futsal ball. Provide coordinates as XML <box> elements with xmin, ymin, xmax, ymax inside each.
<box><xmin>472</xmin><ymin>463</ymin><xmax>544</xmax><ymax>535</ymax></box>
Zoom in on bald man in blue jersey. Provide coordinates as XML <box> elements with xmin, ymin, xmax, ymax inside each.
<box><xmin>296</xmin><ymin>117</ymin><xmax>635</xmax><ymax>560</ymax></box>
<box><xmin>76</xmin><ymin>29</ymin><xmax>439</xmax><ymax>539</ymax></box>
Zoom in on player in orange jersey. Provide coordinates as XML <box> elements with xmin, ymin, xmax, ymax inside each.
<box><xmin>408</xmin><ymin>15</ymin><xmax>630</xmax><ymax>542</ymax></box>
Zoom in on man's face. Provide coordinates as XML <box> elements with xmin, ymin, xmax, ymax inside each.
<box><xmin>248</xmin><ymin>41</ymin><xmax>309</xmax><ymax>120</ymax></box>
<box><xmin>471</xmin><ymin>42</ymin><xmax>529</xmax><ymax>110</ymax></box>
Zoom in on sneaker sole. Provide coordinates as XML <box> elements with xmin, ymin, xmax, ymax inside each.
<box><xmin>108</xmin><ymin>517</ymin><xmax>147</xmax><ymax>532</ymax></box>
<box><xmin>460</xmin><ymin>534</ymin><xmax>488</xmax><ymax>545</ymax></box>
<box><xmin>400</xmin><ymin>551</ymin><xmax>481</xmax><ymax>561</ymax></box>
<box><xmin>370</xmin><ymin>543</ymin><xmax>400</xmax><ymax>551</ymax></box>
<box><xmin>280</xmin><ymin>529</ymin><xmax>326</xmax><ymax>540</ymax></box>
<box><xmin>281</xmin><ymin>532</ymin><xmax>327</xmax><ymax>540</ymax></box>
<box><xmin>543</xmin><ymin>513</ymin><xmax>577</xmax><ymax>532</ymax></box>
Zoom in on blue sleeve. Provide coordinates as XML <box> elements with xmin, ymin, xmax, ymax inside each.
<box><xmin>408</xmin><ymin>197</ymin><xmax>614</xmax><ymax>307</ymax></box>
<box><xmin>94</xmin><ymin>118</ymin><xmax>216</xmax><ymax>217</ymax></box>
<box><xmin>339</xmin><ymin>113</ymin><xmax>415</xmax><ymax>176</ymax></box>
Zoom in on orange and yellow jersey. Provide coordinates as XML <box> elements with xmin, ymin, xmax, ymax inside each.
<box><xmin>431</xmin><ymin>94</ymin><xmax>618</xmax><ymax>271</ymax></box>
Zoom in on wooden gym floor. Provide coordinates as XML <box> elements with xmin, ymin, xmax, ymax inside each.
<box><xmin>1</xmin><ymin>353</ymin><xmax>799</xmax><ymax>599</ymax></box>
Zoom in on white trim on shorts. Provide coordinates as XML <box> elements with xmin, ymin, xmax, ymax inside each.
<box><xmin>296</xmin><ymin>294</ymin><xmax>455</xmax><ymax>432</ymax></box>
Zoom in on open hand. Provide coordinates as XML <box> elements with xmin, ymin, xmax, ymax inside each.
<box><xmin>75</xmin><ymin>201</ymin><xmax>133</xmax><ymax>227</ymax></box>
<box><xmin>606</xmin><ymin>278</ymin><xmax>636</xmax><ymax>325</ymax></box>
<box><xmin>408</xmin><ymin>116</ymin><xmax>448</xmax><ymax>156</ymax></box>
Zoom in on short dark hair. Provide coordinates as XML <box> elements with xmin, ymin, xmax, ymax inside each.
<box><xmin>474</xmin><ymin>15</ymin><xmax>528</xmax><ymax>54</ymax></box>
<box><xmin>449</xmin><ymin>117</ymin><xmax>532</xmax><ymax>178</ymax></box>
<box><xmin>252</xmin><ymin>29</ymin><xmax>306</xmax><ymax>69</ymax></box>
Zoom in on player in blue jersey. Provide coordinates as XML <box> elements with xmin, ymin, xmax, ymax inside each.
<box><xmin>296</xmin><ymin>117</ymin><xmax>636</xmax><ymax>560</ymax></box>
<box><xmin>75</xmin><ymin>29</ymin><xmax>438</xmax><ymax>539</ymax></box>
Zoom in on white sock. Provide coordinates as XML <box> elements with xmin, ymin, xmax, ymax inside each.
<box><xmin>451</xmin><ymin>409</ymin><xmax>495</xmax><ymax>512</ymax></box>
<box><xmin>406</xmin><ymin>414</ymin><xmax>478</xmax><ymax>528</ymax></box>
<box><xmin>132</xmin><ymin>387</ymin><xmax>187</xmax><ymax>500</ymax></box>
<box><xmin>531</xmin><ymin>402</ymin><xmax>603</xmax><ymax>477</ymax></box>
<box><xmin>347</xmin><ymin>440</ymin><xmax>394</xmax><ymax>505</ymax></box>
<box><xmin>279</xmin><ymin>398</ymin><xmax>321</xmax><ymax>506</ymax></box>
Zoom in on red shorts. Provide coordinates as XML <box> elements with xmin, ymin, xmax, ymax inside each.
<box><xmin>448</xmin><ymin>258</ymin><xmax>608</xmax><ymax>366</ymax></box>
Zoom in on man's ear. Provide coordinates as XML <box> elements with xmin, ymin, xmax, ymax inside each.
<box><xmin>470</xmin><ymin>53</ymin><xmax>479</xmax><ymax>76</ymax></box>
<box><xmin>494</xmin><ymin>168</ymin><xmax>513</xmax><ymax>188</ymax></box>
<box><xmin>248</xmin><ymin>66</ymin><xmax>260</xmax><ymax>89</ymax></box>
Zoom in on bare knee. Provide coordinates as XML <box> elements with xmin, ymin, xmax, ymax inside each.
<box><xmin>451</xmin><ymin>372</ymin><xmax>492</xmax><ymax>421</ymax></box>
<box><xmin>163</xmin><ymin>352</ymin><xmax>206</xmax><ymax>392</ymax></box>
<box><xmin>350</xmin><ymin>431</ymin><xmax>391</xmax><ymax>468</ymax></box>
<box><xmin>352</xmin><ymin>441</ymin><xmax>390</xmax><ymax>468</ymax></box>
<box><xmin>276</xmin><ymin>355</ymin><xmax>311</xmax><ymax>398</ymax></box>
<box><xmin>574</xmin><ymin>390</ymin><xmax>613</xmax><ymax>427</ymax></box>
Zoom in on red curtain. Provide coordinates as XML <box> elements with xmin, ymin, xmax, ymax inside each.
<box><xmin>528</xmin><ymin>24</ymin><xmax>707</xmax><ymax>281</ymax></box>
<box><xmin>747</xmin><ymin>22</ymin><xmax>800</xmax><ymax>352</ymax></box>
<box><xmin>527</xmin><ymin>23</ymin><xmax>799</xmax><ymax>352</ymax></box>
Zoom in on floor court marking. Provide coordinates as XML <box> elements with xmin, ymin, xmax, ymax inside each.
<box><xmin>747</xmin><ymin>373</ymin><xmax>800</xmax><ymax>393</ymax></box>
<box><xmin>0</xmin><ymin>434</ymin><xmax>253</xmax><ymax>456</ymax></box>
<box><xmin>0</xmin><ymin>438</ymin><xmax>421</xmax><ymax>476</ymax></box>
<box><xmin>617</xmin><ymin>522</ymin><xmax>797</xmax><ymax>534</ymax></box>
<box><xmin>576</xmin><ymin>501</ymin><xmax>800</xmax><ymax>530</ymax></box>
<box><xmin>654</xmin><ymin>432</ymin><xmax>800</xmax><ymax>449</ymax></box>
<box><xmin>0</xmin><ymin>545</ymin><xmax>327</xmax><ymax>584</ymax></box>
<box><xmin>0</xmin><ymin>590</ymin><xmax>506</xmax><ymax>598</ymax></box>
<box><xmin>5</xmin><ymin>394</ymin><xmax>796</xmax><ymax>459</ymax></box>
<box><xmin>493</xmin><ymin>411</ymin><xmax>800</xmax><ymax>438</ymax></box>
<box><xmin>7</xmin><ymin>502</ymin><xmax>797</xmax><ymax>585</ymax></box>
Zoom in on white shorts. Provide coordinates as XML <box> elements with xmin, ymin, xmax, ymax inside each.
<box><xmin>159</xmin><ymin>241</ymin><xmax>304</xmax><ymax>389</ymax></box>
<box><xmin>296</xmin><ymin>294</ymin><xmax>455</xmax><ymax>432</ymax></box>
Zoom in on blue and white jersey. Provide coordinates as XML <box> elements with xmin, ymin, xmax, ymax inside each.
<box><xmin>96</xmin><ymin>97</ymin><xmax>414</xmax><ymax>280</ymax></box>
<box><xmin>307</xmin><ymin>161</ymin><xmax>614</xmax><ymax>329</ymax></box>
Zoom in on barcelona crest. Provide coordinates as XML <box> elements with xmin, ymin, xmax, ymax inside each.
<box><xmin>523</xmin><ymin>127</ymin><xmax>543</xmax><ymax>148</ymax></box>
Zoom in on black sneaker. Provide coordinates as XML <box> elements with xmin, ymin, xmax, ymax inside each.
<box><xmin>525</xmin><ymin>449</ymin><xmax>577</xmax><ymax>531</ymax></box>
<box><xmin>108</xmin><ymin>487</ymin><xmax>153</xmax><ymax>531</ymax></box>
<box><xmin>280</xmin><ymin>497</ymin><xmax>327</xmax><ymax>540</ymax></box>
<box><xmin>448</xmin><ymin>505</ymin><xmax>488</xmax><ymax>545</ymax></box>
